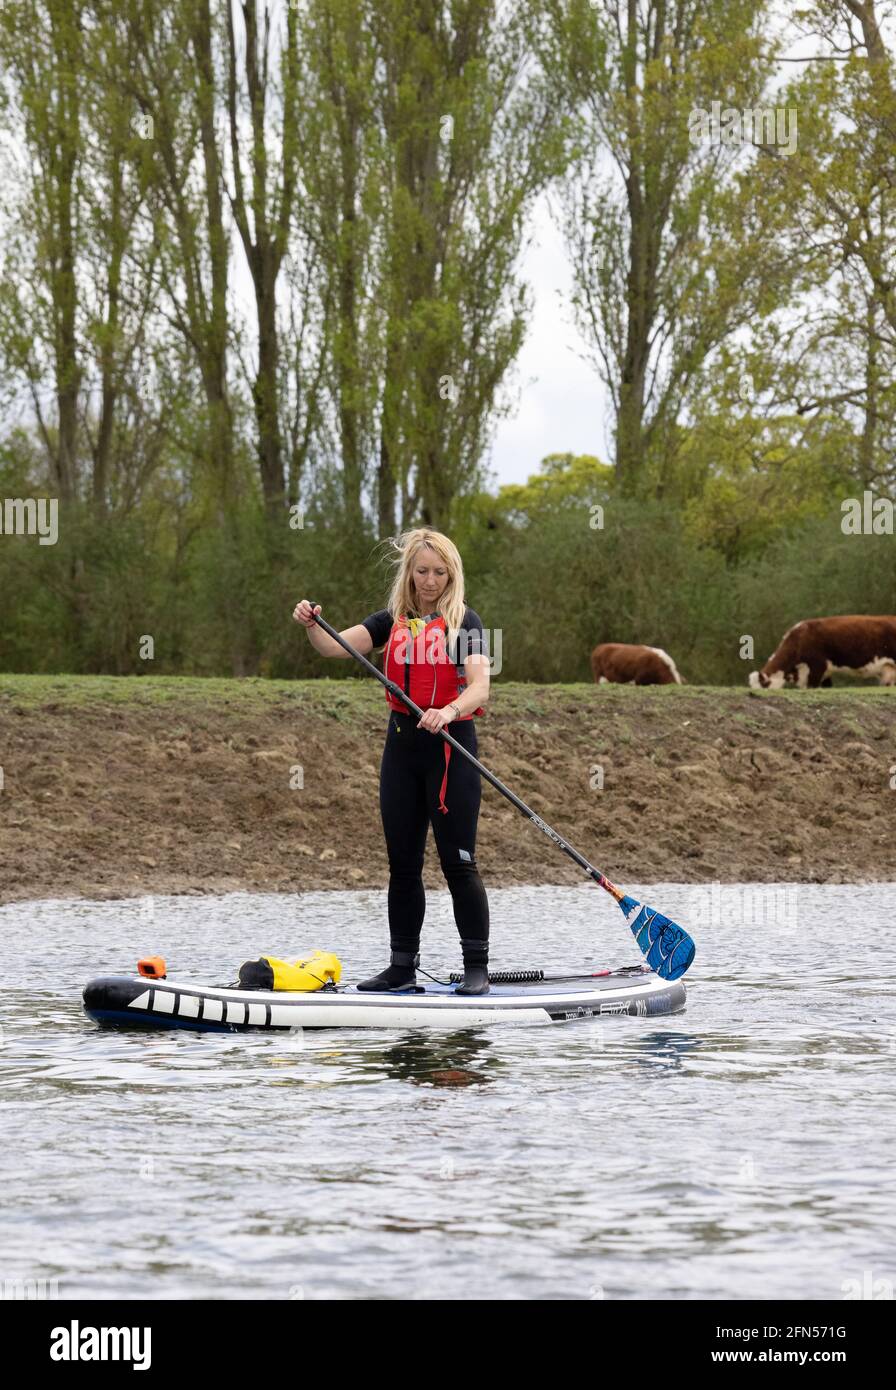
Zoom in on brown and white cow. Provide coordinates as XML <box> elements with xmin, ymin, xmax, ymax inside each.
<box><xmin>591</xmin><ymin>642</ymin><xmax>683</xmax><ymax>686</ymax></box>
<box><xmin>749</xmin><ymin>615</ymin><xmax>896</xmax><ymax>689</ymax></box>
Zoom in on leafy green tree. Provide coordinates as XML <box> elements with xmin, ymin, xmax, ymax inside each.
<box><xmin>535</xmin><ymin>0</ymin><xmax>787</xmax><ymax>497</ymax></box>
<box><xmin>373</xmin><ymin>0</ymin><xmax>572</xmax><ymax>531</ymax></box>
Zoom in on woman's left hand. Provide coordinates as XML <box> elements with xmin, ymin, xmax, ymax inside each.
<box><xmin>418</xmin><ymin>706</ymin><xmax>454</xmax><ymax>734</ymax></box>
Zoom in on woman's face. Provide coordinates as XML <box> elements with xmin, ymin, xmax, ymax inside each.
<box><xmin>411</xmin><ymin>546</ymin><xmax>450</xmax><ymax>607</ymax></box>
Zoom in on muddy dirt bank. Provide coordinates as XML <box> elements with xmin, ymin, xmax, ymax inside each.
<box><xmin>1</xmin><ymin>675</ymin><xmax>893</xmax><ymax>904</ymax></box>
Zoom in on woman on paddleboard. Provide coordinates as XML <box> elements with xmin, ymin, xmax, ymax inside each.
<box><xmin>293</xmin><ymin>529</ymin><xmax>491</xmax><ymax>995</ymax></box>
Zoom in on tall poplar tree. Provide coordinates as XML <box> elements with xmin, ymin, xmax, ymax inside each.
<box><xmin>374</xmin><ymin>0</ymin><xmax>568</xmax><ymax>530</ymax></box>
<box><xmin>537</xmin><ymin>0</ymin><xmax>780</xmax><ymax>496</ymax></box>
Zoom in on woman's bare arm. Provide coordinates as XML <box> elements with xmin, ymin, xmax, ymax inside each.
<box><xmin>451</xmin><ymin>653</ymin><xmax>490</xmax><ymax>715</ymax></box>
<box><xmin>292</xmin><ymin>601</ymin><xmax>374</xmax><ymax>658</ymax></box>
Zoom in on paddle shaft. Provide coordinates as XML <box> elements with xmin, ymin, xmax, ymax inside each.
<box><xmin>308</xmin><ymin>607</ymin><xmax>623</xmax><ymax>902</ymax></box>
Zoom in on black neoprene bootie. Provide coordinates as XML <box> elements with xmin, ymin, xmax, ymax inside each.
<box><xmin>455</xmin><ymin>938</ymin><xmax>490</xmax><ymax>995</ymax></box>
<box><xmin>356</xmin><ymin>949</ymin><xmax>420</xmax><ymax>993</ymax></box>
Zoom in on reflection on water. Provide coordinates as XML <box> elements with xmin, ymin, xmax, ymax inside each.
<box><xmin>374</xmin><ymin>1032</ymin><xmax>497</xmax><ymax>1088</ymax></box>
<box><xmin>0</xmin><ymin>882</ymin><xmax>894</xmax><ymax>1300</ymax></box>
<box><xmin>629</xmin><ymin>1029</ymin><xmax>704</xmax><ymax>1073</ymax></box>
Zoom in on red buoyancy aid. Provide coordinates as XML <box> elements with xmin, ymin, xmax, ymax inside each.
<box><xmin>383</xmin><ymin>614</ymin><xmax>485</xmax><ymax>813</ymax></box>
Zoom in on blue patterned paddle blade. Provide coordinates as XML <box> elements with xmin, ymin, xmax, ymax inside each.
<box><xmin>619</xmin><ymin>895</ymin><xmax>695</xmax><ymax>980</ymax></box>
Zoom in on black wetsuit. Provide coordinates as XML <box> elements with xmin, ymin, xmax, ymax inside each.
<box><xmin>361</xmin><ymin>607</ymin><xmax>490</xmax><ymax>963</ymax></box>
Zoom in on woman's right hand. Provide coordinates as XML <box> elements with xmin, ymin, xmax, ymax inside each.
<box><xmin>293</xmin><ymin>600</ymin><xmax>322</xmax><ymax>627</ymax></box>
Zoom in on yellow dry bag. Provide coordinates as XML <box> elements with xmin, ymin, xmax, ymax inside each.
<box><xmin>238</xmin><ymin>950</ymin><xmax>342</xmax><ymax>992</ymax></box>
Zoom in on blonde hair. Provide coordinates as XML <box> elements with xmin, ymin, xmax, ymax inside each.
<box><xmin>384</xmin><ymin>528</ymin><xmax>467</xmax><ymax>637</ymax></box>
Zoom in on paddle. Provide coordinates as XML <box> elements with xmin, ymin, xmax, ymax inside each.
<box><xmin>307</xmin><ymin>606</ymin><xmax>696</xmax><ymax>981</ymax></box>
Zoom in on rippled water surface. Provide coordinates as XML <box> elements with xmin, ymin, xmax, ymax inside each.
<box><xmin>1</xmin><ymin>883</ymin><xmax>894</xmax><ymax>1300</ymax></box>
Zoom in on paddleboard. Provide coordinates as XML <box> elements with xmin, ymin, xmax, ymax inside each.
<box><xmin>83</xmin><ymin>967</ymin><xmax>687</xmax><ymax>1031</ymax></box>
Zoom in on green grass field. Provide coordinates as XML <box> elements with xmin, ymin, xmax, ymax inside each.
<box><xmin>1</xmin><ymin>671</ymin><xmax>894</xmax><ymax>710</ymax></box>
